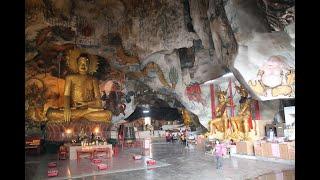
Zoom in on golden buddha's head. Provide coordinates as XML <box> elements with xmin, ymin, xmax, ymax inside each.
<box><xmin>77</xmin><ymin>53</ymin><xmax>90</xmax><ymax>75</ymax></box>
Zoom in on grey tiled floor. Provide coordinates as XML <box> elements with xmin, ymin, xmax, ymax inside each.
<box><xmin>26</xmin><ymin>141</ymin><xmax>294</xmax><ymax>180</ymax></box>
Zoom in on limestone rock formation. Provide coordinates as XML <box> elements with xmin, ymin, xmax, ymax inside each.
<box><xmin>25</xmin><ymin>0</ymin><xmax>295</xmax><ymax>129</ymax></box>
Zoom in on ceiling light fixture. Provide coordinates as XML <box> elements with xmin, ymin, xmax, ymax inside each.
<box><xmin>204</xmin><ymin>79</ymin><xmax>217</xmax><ymax>85</ymax></box>
<box><xmin>143</xmin><ymin>110</ymin><xmax>150</xmax><ymax>113</ymax></box>
<box><xmin>222</xmin><ymin>72</ymin><xmax>234</xmax><ymax>78</ymax></box>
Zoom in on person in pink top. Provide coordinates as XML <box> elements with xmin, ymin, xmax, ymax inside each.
<box><xmin>214</xmin><ymin>139</ymin><xmax>226</xmax><ymax>169</ymax></box>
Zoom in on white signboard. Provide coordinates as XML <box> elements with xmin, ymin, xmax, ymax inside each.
<box><xmin>144</xmin><ymin>139</ymin><xmax>151</xmax><ymax>149</ymax></box>
<box><xmin>110</xmin><ymin>131</ymin><xmax>118</xmax><ymax>139</ymax></box>
<box><xmin>284</xmin><ymin>106</ymin><xmax>295</xmax><ymax>126</ymax></box>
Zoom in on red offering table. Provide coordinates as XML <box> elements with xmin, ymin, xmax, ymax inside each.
<box><xmin>97</xmin><ymin>164</ymin><xmax>108</xmax><ymax>170</ymax></box>
<box><xmin>92</xmin><ymin>159</ymin><xmax>102</xmax><ymax>164</ymax></box>
<box><xmin>133</xmin><ymin>154</ymin><xmax>142</xmax><ymax>160</ymax></box>
<box><xmin>48</xmin><ymin>162</ymin><xmax>57</xmax><ymax>168</ymax></box>
<box><xmin>146</xmin><ymin>159</ymin><xmax>156</xmax><ymax>165</ymax></box>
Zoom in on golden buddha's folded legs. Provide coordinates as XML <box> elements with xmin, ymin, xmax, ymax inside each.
<box><xmin>46</xmin><ymin>108</ymin><xmax>64</xmax><ymax>122</ymax></box>
<box><xmin>83</xmin><ymin>110</ymin><xmax>112</xmax><ymax>122</ymax></box>
<box><xmin>46</xmin><ymin>108</ymin><xmax>112</xmax><ymax>122</ymax></box>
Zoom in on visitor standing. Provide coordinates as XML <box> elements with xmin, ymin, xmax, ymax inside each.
<box><xmin>214</xmin><ymin>139</ymin><xmax>226</xmax><ymax>169</ymax></box>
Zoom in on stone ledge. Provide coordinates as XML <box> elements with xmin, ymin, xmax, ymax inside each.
<box><xmin>231</xmin><ymin>154</ymin><xmax>295</xmax><ymax>165</ymax></box>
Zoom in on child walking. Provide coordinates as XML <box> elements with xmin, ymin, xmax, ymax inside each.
<box><xmin>214</xmin><ymin>139</ymin><xmax>226</xmax><ymax>169</ymax></box>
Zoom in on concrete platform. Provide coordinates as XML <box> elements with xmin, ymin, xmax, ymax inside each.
<box><xmin>26</xmin><ymin>140</ymin><xmax>294</xmax><ymax>180</ymax></box>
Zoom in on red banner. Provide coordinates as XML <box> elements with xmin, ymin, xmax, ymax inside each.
<box><xmin>210</xmin><ymin>84</ymin><xmax>216</xmax><ymax>119</ymax></box>
<box><xmin>249</xmin><ymin>114</ymin><xmax>253</xmax><ymax>129</ymax></box>
<box><xmin>228</xmin><ymin>79</ymin><xmax>234</xmax><ymax>117</ymax></box>
<box><xmin>254</xmin><ymin>100</ymin><xmax>261</xmax><ymax>120</ymax></box>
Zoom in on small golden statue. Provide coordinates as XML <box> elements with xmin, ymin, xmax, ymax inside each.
<box><xmin>46</xmin><ymin>49</ymin><xmax>112</xmax><ymax>123</ymax></box>
<box><xmin>208</xmin><ymin>90</ymin><xmax>233</xmax><ymax>139</ymax></box>
<box><xmin>181</xmin><ymin>108</ymin><xmax>191</xmax><ymax>127</ymax></box>
<box><xmin>230</xmin><ymin>85</ymin><xmax>252</xmax><ymax>140</ymax></box>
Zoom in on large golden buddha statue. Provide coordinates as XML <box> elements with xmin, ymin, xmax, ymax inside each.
<box><xmin>46</xmin><ymin>50</ymin><xmax>112</xmax><ymax>123</ymax></box>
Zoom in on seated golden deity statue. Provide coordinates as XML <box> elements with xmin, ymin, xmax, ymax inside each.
<box><xmin>230</xmin><ymin>85</ymin><xmax>252</xmax><ymax>140</ymax></box>
<box><xmin>208</xmin><ymin>90</ymin><xmax>233</xmax><ymax>138</ymax></box>
<box><xmin>46</xmin><ymin>50</ymin><xmax>112</xmax><ymax>123</ymax></box>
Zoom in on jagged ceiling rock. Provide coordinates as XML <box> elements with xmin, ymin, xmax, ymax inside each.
<box><xmin>25</xmin><ymin>0</ymin><xmax>295</xmax><ymax>128</ymax></box>
<box><xmin>224</xmin><ymin>0</ymin><xmax>270</xmax><ymax>45</ymax></box>
<box><xmin>207</xmin><ymin>0</ymin><xmax>238</xmax><ymax>67</ymax></box>
<box><xmin>50</xmin><ymin>0</ymin><xmax>73</xmax><ymax>18</ymax></box>
<box><xmin>257</xmin><ymin>0</ymin><xmax>295</xmax><ymax>31</ymax></box>
<box><xmin>191</xmin><ymin>49</ymin><xmax>227</xmax><ymax>83</ymax></box>
<box><xmin>189</xmin><ymin>0</ymin><xmax>213</xmax><ymax>49</ymax></box>
<box><xmin>284</xmin><ymin>22</ymin><xmax>295</xmax><ymax>47</ymax></box>
<box><xmin>120</xmin><ymin>0</ymin><xmax>199</xmax><ymax>60</ymax></box>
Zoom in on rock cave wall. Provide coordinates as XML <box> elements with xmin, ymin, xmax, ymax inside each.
<box><xmin>25</xmin><ymin>0</ymin><xmax>294</xmax><ymax>130</ymax></box>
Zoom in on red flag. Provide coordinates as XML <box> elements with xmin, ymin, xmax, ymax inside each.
<box><xmin>248</xmin><ymin>114</ymin><xmax>253</xmax><ymax>129</ymax></box>
<box><xmin>228</xmin><ymin>79</ymin><xmax>234</xmax><ymax>117</ymax></box>
<box><xmin>210</xmin><ymin>84</ymin><xmax>216</xmax><ymax>119</ymax></box>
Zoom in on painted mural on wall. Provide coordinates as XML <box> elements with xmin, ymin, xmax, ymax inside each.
<box><xmin>185</xmin><ymin>83</ymin><xmax>206</xmax><ymax>106</ymax></box>
<box><xmin>128</xmin><ymin>62</ymin><xmax>179</xmax><ymax>90</ymax></box>
<box><xmin>232</xmin><ymin>31</ymin><xmax>295</xmax><ymax>101</ymax></box>
<box><xmin>24</xmin><ymin>0</ymin><xmax>292</xmax><ymax>139</ymax></box>
<box><xmin>248</xmin><ymin>55</ymin><xmax>295</xmax><ymax>98</ymax></box>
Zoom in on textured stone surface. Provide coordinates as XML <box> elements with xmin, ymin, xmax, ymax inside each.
<box><xmin>25</xmin><ymin>0</ymin><xmax>295</xmax><ymax>130</ymax></box>
<box><xmin>207</xmin><ymin>0</ymin><xmax>238</xmax><ymax>67</ymax></box>
<box><xmin>189</xmin><ymin>0</ymin><xmax>212</xmax><ymax>49</ymax></box>
<box><xmin>121</xmin><ymin>0</ymin><xmax>199</xmax><ymax>59</ymax></box>
<box><xmin>224</xmin><ymin>0</ymin><xmax>270</xmax><ymax>45</ymax></box>
<box><xmin>191</xmin><ymin>49</ymin><xmax>226</xmax><ymax>83</ymax></box>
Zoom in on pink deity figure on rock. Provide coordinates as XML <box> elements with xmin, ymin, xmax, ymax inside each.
<box><xmin>248</xmin><ymin>55</ymin><xmax>295</xmax><ymax>97</ymax></box>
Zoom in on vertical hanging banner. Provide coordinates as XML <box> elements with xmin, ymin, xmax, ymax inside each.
<box><xmin>228</xmin><ymin>79</ymin><xmax>234</xmax><ymax>117</ymax></box>
<box><xmin>248</xmin><ymin>114</ymin><xmax>253</xmax><ymax>129</ymax></box>
<box><xmin>210</xmin><ymin>84</ymin><xmax>216</xmax><ymax>119</ymax></box>
<box><xmin>250</xmin><ymin>100</ymin><xmax>261</xmax><ymax>120</ymax></box>
<box><xmin>254</xmin><ymin>100</ymin><xmax>261</xmax><ymax>120</ymax></box>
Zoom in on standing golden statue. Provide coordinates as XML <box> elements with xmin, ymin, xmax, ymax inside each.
<box><xmin>230</xmin><ymin>85</ymin><xmax>252</xmax><ymax>140</ymax></box>
<box><xmin>181</xmin><ymin>108</ymin><xmax>191</xmax><ymax>127</ymax></box>
<box><xmin>46</xmin><ymin>50</ymin><xmax>112</xmax><ymax>123</ymax></box>
<box><xmin>208</xmin><ymin>90</ymin><xmax>234</xmax><ymax>139</ymax></box>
